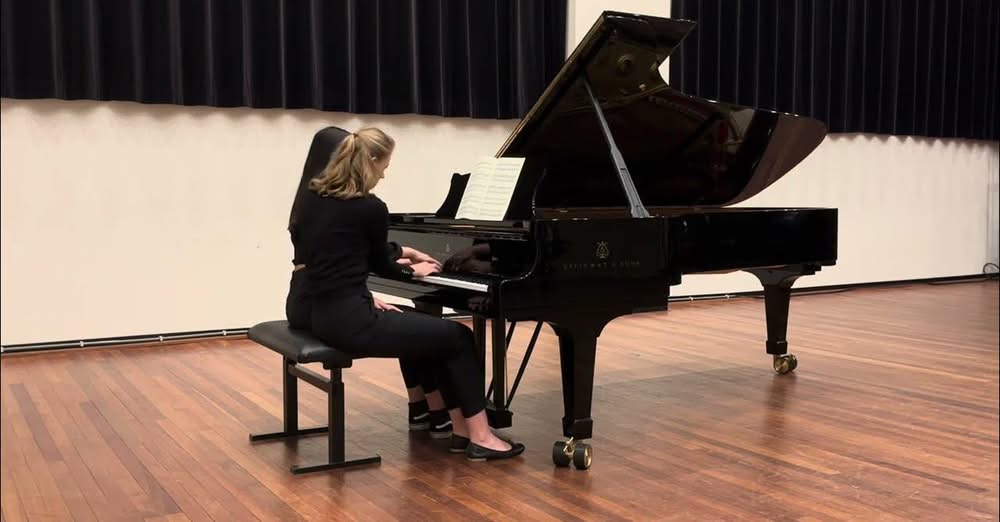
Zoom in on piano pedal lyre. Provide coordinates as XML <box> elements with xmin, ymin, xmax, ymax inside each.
<box><xmin>552</xmin><ymin>437</ymin><xmax>592</xmax><ymax>470</ymax></box>
<box><xmin>772</xmin><ymin>354</ymin><xmax>798</xmax><ymax>375</ymax></box>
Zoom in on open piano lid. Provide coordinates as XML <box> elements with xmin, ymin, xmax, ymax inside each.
<box><xmin>498</xmin><ymin>11</ymin><xmax>827</xmax><ymax>211</ymax></box>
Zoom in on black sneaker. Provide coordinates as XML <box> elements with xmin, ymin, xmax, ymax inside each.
<box><xmin>408</xmin><ymin>400</ymin><xmax>430</xmax><ymax>430</ymax></box>
<box><xmin>428</xmin><ymin>410</ymin><xmax>453</xmax><ymax>439</ymax></box>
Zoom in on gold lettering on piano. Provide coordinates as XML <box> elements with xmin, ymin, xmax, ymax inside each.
<box><xmin>560</xmin><ymin>260</ymin><xmax>641</xmax><ymax>271</ymax></box>
<box><xmin>558</xmin><ymin>240</ymin><xmax>641</xmax><ymax>272</ymax></box>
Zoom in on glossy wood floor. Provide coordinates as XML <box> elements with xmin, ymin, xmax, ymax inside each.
<box><xmin>2</xmin><ymin>281</ymin><xmax>998</xmax><ymax>521</ymax></box>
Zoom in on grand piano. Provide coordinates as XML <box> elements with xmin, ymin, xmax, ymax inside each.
<box><xmin>369</xmin><ymin>11</ymin><xmax>837</xmax><ymax>469</ymax></box>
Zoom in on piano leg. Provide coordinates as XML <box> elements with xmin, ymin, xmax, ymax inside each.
<box><xmin>747</xmin><ymin>265</ymin><xmax>817</xmax><ymax>374</ymax></box>
<box><xmin>486</xmin><ymin>315</ymin><xmax>513</xmax><ymax>429</ymax></box>
<box><xmin>553</xmin><ymin>325</ymin><xmax>596</xmax><ymax>439</ymax></box>
<box><xmin>552</xmin><ymin>324</ymin><xmax>597</xmax><ymax>470</ymax></box>
<box><xmin>472</xmin><ymin>315</ymin><xmax>487</xmax><ymax>375</ymax></box>
<box><xmin>468</xmin><ymin>311</ymin><xmax>512</xmax><ymax>429</ymax></box>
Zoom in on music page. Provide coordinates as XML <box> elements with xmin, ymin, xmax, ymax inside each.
<box><xmin>454</xmin><ymin>157</ymin><xmax>526</xmax><ymax>221</ymax></box>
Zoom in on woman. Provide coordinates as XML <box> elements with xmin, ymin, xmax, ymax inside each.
<box><xmin>286</xmin><ymin>127</ymin><xmax>452</xmax><ymax>438</ymax></box>
<box><xmin>286</xmin><ymin>126</ymin><xmax>523</xmax><ymax>461</ymax></box>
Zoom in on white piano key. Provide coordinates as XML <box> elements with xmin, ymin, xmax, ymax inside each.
<box><xmin>415</xmin><ymin>275</ymin><xmax>489</xmax><ymax>293</ymax></box>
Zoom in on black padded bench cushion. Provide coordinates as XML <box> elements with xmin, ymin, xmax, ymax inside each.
<box><xmin>248</xmin><ymin>320</ymin><xmax>353</xmax><ymax>369</ymax></box>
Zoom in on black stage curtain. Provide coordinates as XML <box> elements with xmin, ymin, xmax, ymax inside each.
<box><xmin>0</xmin><ymin>0</ymin><xmax>566</xmax><ymax>119</ymax></box>
<box><xmin>670</xmin><ymin>0</ymin><xmax>999</xmax><ymax>140</ymax></box>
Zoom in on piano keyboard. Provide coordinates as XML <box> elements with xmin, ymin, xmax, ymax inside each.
<box><xmin>414</xmin><ymin>274</ymin><xmax>491</xmax><ymax>293</ymax></box>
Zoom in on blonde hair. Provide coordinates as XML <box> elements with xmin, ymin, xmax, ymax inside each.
<box><xmin>309</xmin><ymin>127</ymin><xmax>395</xmax><ymax>199</ymax></box>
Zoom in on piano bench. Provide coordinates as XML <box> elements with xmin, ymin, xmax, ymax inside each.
<box><xmin>246</xmin><ymin>320</ymin><xmax>381</xmax><ymax>474</ymax></box>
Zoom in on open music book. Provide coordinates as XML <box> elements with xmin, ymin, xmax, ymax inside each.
<box><xmin>454</xmin><ymin>157</ymin><xmax>526</xmax><ymax>221</ymax></box>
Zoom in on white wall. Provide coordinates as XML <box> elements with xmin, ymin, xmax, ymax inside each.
<box><xmin>568</xmin><ymin>0</ymin><xmax>671</xmax><ymax>53</ymax></box>
<box><xmin>2</xmin><ymin>0</ymin><xmax>998</xmax><ymax>345</ymax></box>
<box><xmin>0</xmin><ymin>101</ymin><xmax>516</xmax><ymax>345</ymax></box>
<box><xmin>676</xmin><ymin>135</ymin><xmax>999</xmax><ymax>296</ymax></box>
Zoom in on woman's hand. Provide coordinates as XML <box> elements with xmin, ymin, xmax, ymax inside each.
<box><xmin>373</xmin><ymin>297</ymin><xmax>402</xmax><ymax>313</ymax></box>
<box><xmin>411</xmin><ymin>260</ymin><xmax>441</xmax><ymax>277</ymax></box>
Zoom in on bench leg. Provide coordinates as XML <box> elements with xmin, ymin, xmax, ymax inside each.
<box><xmin>250</xmin><ymin>360</ymin><xmax>380</xmax><ymax>474</ymax></box>
<box><xmin>290</xmin><ymin>368</ymin><xmax>381</xmax><ymax>474</ymax></box>
<box><xmin>250</xmin><ymin>357</ymin><xmax>327</xmax><ymax>441</ymax></box>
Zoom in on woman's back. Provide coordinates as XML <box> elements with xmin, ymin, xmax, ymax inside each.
<box><xmin>294</xmin><ymin>192</ymin><xmax>389</xmax><ymax>298</ymax></box>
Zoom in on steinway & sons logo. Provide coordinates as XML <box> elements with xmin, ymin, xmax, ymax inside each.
<box><xmin>596</xmin><ymin>241</ymin><xmax>610</xmax><ymax>259</ymax></box>
<box><xmin>559</xmin><ymin>240</ymin><xmax>641</xmax><ymax>271</ymax></box>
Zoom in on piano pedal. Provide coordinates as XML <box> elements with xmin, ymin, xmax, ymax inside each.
<box><xmin>552</xmin><ymin>438</ymin><xmax>592</xmax><ymax>470</ymax></box>
<box><xmin>772</xmin><ymin>354</ymin><xmax>798</xmax><ymax>374</ymax></box>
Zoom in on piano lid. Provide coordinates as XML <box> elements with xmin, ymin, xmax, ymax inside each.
<box><xmin>498</xmin><ymin>11</ymin><xmax>827</xmax><ymax>209</ymax></box>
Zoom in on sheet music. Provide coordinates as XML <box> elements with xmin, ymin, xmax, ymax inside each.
<box><xmin>454</xmin><ymin>157</ymin><xmax>526</xmax><ymax>221</ymax></box>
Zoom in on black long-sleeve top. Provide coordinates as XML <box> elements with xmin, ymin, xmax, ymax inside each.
<box><xmin>291</xmin><ymin>191</ymin><xmax>413</xmax><ymax>297</ymax></box>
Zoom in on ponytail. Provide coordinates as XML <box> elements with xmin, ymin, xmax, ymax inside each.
<box><xmin>309</xmin><ymin>128</ymin><xmax>394</xmax><ymax>199</ymax></box>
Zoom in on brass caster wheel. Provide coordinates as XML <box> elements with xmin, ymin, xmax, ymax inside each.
<box><xmin>552</xmin><ymin>440</ymin><xmax>572</xmax><ymax>467</ymax></box>
<box><xmin>572</xmin><ymin>443</ymin><xmax>592</xmax><ymax>470</ymax></box>
<box><xmin>773</xmin><ymin>354</ymin><xmax>798</xmax><ymax>374</ymax></box>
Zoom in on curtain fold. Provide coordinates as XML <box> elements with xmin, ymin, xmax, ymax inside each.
<box><xmin>0</xmin><ymin>0</ymin><xmax>567</xmax><ymax>119</ymax></box>
<box><xmin>670</xmin><ymin>0</ymin><xmax>998</xmax><ymax>140</ymax></box>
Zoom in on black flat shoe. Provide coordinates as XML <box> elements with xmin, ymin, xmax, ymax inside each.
<box><xmin>465</xmin><ymin>441</ymin><xmax>525</xmax><ymax>461</ymax></box>
<box><xmin>451</xmin><ymin>430</ymin><xmax>514</xmax><ymax>453</ymax></box>
<box><xmin>450</xmin><ymin>434</ymin><xmax>470</xmax><ymax>453</ymax></box>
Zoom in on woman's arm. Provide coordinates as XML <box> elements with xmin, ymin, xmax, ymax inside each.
<box><xmin>367</xmin><ymin>200</ymin><xmax>440</xmax><ymax>278</ymax></box>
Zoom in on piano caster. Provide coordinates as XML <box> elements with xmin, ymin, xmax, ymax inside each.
<box><xmin>552</xmin><ymin>438</ymin><xmax>592</xmax><ymax>470</ymax></box>
<box><xmin>772</xmin><ymin>354</ymin><xmax>798</xmax><ymax>375</ymax></box>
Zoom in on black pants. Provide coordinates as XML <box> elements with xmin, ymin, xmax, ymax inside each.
<box><xmin>286</xmin><ymin>271</ymin><xmax>437</xmax><ymax>394</ymax></box>
<box><xmin>285</xmin><ymin>270</ymin><xmax>485</xmax><ymax>417</ymax></box>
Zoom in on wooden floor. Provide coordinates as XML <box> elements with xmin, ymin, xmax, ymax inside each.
<box><xmin>2</xmin><ymin>281</ymin><xmax>998</xmax><ymax>521</ymax></box>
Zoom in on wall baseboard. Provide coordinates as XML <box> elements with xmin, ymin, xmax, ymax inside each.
<box><xmin>3</xmin><ymin>273</ymin><xmax>996</xmax><ymax>355</ymax></box>
<box><xmin>1</xmin><ymin>328</ymin><xmax>248</xmax><ymax>355</ymax></box>
<box><xmin>666</xmin><ymin>271</ymin><xmax>999</xmax><ymax>303</ymax></box>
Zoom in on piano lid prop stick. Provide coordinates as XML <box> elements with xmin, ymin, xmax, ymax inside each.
<box><xmin>582</xmin><ymin>75</ymin><xmax>651</xmax><ymax>218</ymax></box>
